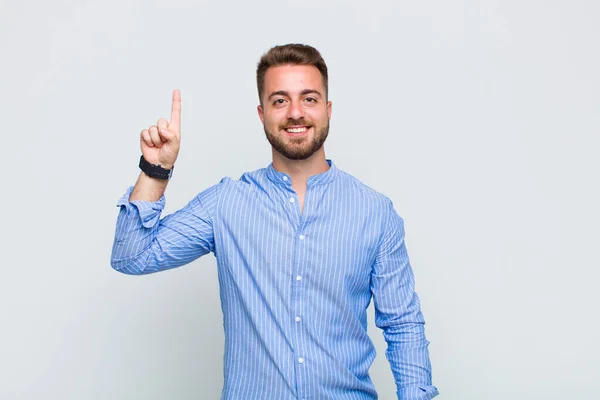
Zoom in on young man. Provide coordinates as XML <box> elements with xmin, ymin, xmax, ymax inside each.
<box><xmin>111</xmin><ymin>44</ymin><xmax>438</xmax><ymax>400</ymax></box>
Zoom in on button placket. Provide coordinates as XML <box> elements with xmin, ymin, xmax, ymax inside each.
<box><xmin>291</xmin><ymin>187</ymin><xmax>311</xmax><ymax>399</ymax></box>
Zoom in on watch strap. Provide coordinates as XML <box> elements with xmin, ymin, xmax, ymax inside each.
<box><xmin>139</xmin><ymin>155</ymin><xmax>173</xmax><ymax>180</ymax></box>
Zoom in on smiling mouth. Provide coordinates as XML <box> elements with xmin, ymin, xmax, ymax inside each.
<box><xmin>284</xmin><ymin>126</ymin><xmax>310</xmax><ymax>134</ymax></box>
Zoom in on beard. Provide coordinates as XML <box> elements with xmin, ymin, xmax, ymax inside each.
<box><xmin>264</xmin><ymin>118</ymin><xmax>330</xmax><ymax>160</ymax></box>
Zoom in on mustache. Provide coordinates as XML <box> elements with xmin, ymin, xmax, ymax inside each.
<box><xmin>279</xmin><ymin>118</ymin><xmax>312</xmax><ymax>129</ymax></box>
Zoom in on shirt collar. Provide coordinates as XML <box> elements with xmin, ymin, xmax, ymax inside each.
<box><xmin>266</xmin><ymin>159</ymin><xmax>339</xmax><ymax>188</ymax></box>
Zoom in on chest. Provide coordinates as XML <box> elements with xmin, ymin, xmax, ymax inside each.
<box><xmin>213</xmin><ymin>185</ymin><xmax>382</xmax><ymax>288</ymax></box>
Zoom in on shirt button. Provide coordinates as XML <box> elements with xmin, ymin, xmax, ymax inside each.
<box><xmin>295</xmin><ymin>316</ymin><xmax>301</xmax><ymax>323</ymax></box>
<box><xmin>282</xmin><ymin>176</ymin><xmax>288</xmax><ymax>181</ymax></box>
<box><xmin>299</xmin><ymin>234</ymin><xmax>305</xmax><ymax>240</ymax></box>
<box><xmin>298</xmin><ymin>357</ymin><xmax>304</xmax><ymax>364</ymax></box>
<box><xmin>296</xmin><ymin>275</ymin><xmax>302</xmax><ymax>281</ymax></box>
<box><xmin>289</xmin><ymin>197</ymin><xmax>295</xmax><ymax>203</ymax></box>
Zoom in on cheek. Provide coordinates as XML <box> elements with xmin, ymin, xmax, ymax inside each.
<box><xmin>265</xmin><ymin>110</ymin><xmax>286</xmax><ymax>125</ymax></box>
<box><xmin>308</xmin><ymin>108</ymin><xmax>328</xmax><ymax>123</ymax></box>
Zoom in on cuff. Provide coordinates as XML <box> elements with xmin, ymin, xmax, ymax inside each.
<box><xmin>397</xmin><ymin>385</ymin><xmax>439</xmax><ymax>400</ymax></box>
<box><xmin>116</xmin><ymin>186</ymin><xmax>166</xmax><ymax>228</ymax></box>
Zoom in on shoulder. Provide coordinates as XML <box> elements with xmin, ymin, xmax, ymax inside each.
<box><xmin>336</xmin><ymin>168</ymin><xmax>394</xmax><ymax>210</ymax></box>
<box><xmin>195</xmin><ymin>165</ymin><xmax>270</xmax><ymax>203</ymax></box>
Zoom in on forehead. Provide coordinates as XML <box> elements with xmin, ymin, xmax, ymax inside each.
<box><xmin>264</xmin><ymin>64</ymin><xmax>324</xmax><ymax>94</ymax></box>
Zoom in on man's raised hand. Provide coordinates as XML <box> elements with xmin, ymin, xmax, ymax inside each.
<box><xmin>140</xmin><ymin>89</ymin><xmax>182</xmax><ymax>170</ymax></box>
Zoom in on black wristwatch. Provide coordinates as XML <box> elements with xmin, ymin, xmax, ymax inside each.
<box><xmin>139</xmin><ymin>155</ymin><xmax>174</xmax><ymax>180</ymax></box>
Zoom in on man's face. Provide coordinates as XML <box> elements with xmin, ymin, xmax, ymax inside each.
<box><xmin>258</xmin><ymin>64</ymin><xmax>332</xmax><ymax>160</ymax></box>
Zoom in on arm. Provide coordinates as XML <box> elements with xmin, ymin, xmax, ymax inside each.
<box><xmin>371</xmin><ymin>200</ymin><xmax>439</xmax><ymax>400</ymax></box>
<box><xmin>110</xmin><ymin>89</ymin><xmax>216</xmax><ymax>274</ymax></box>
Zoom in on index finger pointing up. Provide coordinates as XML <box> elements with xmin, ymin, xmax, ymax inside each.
<box><xmin>169</xmin><ymin>89</ymin><xmax>181</xmax><ymax>131</ymax></box>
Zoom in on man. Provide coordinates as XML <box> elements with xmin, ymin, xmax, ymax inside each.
<box><xmin>111</xmin><ymin>44</ymin><xmax>438</xmax><ymax>400</ymax></box>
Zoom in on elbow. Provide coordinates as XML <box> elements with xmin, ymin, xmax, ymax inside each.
<box><xmin>111</xmin><ymin>265</ymin><xmax>142</xmax><ymax>276</ymax></box>
<box><xmin>378</xmin><ymin>319</ymin><xmax>429</xmax><ymax>351</ymax></box>
<box><xmin>110</xmin><ymin>256</ymin><xmax>148</xmax><ymax>275</ymax></box>
<box><xmin>110</xmin><ymin>240</ymin><xmax>153</xmax><ymax>275</ymax></box>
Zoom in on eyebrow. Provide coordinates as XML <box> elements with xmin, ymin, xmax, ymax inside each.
<box><xmin>267</xmin><ymin>89</ymin><xmax>323</xmax><ymax>100</ymax></box>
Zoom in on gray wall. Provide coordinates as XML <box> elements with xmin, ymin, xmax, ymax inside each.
<box><xmin>1</xmin><ymin>0</ymin><xmax>599</xmax><ymax>399</ymax></box>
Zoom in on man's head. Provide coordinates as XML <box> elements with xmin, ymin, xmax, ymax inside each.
<box><xmin>256</xmin><ymin>44</ymin><xmax>332</xmax><ymax>161</ymax></box>
<box><xmin>257</xmin><ymin>44</ymin><xmax>329</xmax><ymax>104</ymax></box>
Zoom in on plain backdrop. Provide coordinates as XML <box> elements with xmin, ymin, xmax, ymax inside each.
<box><xmin>1</xmin><ymin>0</ymin><xmax>599</xmax><ymax>399</ymax></box>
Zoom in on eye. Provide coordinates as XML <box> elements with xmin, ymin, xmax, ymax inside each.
<box><xmin>304</xmin><ymin>97</ymin><xmax>317</xmax><ymax>103</ymax></box>
<box><xmin>273</xmin><ymin>98</ymin><xmax>286</xmax><ymax>106</ymax></box>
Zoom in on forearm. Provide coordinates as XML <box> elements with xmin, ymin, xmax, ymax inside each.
<box><xmin>112</xmin><ymin>89</ymin><xmax>186</xmax><ymax>273</ymax></box>
<box><xmin>383</xmin><ymin>320</ymin><xmax>438</xmax><ymax>399</ymax></box>
<box><xmin>129</xmin><ymin>172</ymin><xmax>169</xmax><ymax>202</ymax></box>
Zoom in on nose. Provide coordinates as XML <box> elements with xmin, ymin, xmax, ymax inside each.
<box><xmin>286</xmin><ymin>99</ymin><xmax>305</xmax><ymax>120</ymax></box>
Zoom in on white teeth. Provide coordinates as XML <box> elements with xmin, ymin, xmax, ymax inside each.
<box><xmin>286</xmin><ymin>127</ymin><xmax>308</xmax><ymax>133</ymax></box>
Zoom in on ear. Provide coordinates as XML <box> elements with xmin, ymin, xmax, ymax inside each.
<box><xmin>327</xmin><ymin>100</ymin><xmax>332</xmax><ymax>119</ymax></box>
<box><xmin>257</xmin><ymin>104</ymin><xmax>265</xmax><ymax>124</ymax></box>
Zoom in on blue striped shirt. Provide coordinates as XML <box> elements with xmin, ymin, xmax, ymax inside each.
<box><xmin>111</xmin><ymin>160</ymin><xmax>438</xmax><ymax>399</ymax></box>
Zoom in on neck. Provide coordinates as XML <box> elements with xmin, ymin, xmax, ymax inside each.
<box><xmin>271</xmin><ymin>147</ymin><xmax>329</xmax><ymax>186</ymax></box>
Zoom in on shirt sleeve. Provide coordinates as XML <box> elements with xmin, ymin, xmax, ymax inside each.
<box><xmin>371</xmin><ymin>200</ymin><xmax>439</xmax><ymax>400</ymax></box>
<box><xmin>110</xmin><ymin>181</ymin><xmax>222</xmax><ymax>275</ymax></box>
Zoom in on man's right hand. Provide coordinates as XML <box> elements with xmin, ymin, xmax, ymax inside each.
<box><xmin>129</xmin><ymin>90</ymin><xmax>181</xmax><ymax>202</ymax></box>
<box><xmin>140</xmin><ymin>89</ymin><xmax>182</xmax><ymax>170</ymax></box>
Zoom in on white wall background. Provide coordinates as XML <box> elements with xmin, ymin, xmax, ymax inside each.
<box><xmin>1</xmin><ymin>0</ymin><xmax>599</xmax><ymax>399</ymax></box>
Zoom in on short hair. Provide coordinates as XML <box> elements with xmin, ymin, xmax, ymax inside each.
<box><xmin>256</xmin><ymin>43</ymin><xmax>329</xmax><ymax>104</ymax></box>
